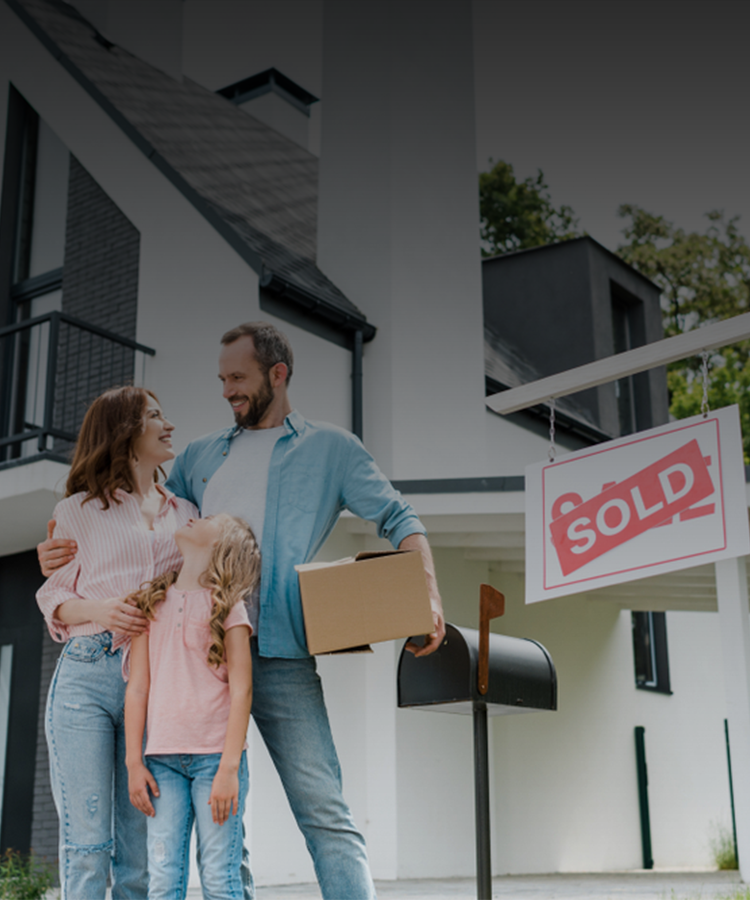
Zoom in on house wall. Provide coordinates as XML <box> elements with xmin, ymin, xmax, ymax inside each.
<box><xmin>251</xmin><ymin>540</ymin><xmax>733</xmax><ymax>882</ymax></box>
<box><xmin>489</xmin><ymin>573</ymin><xmax>731</xmax><ymax>873</ymax></box>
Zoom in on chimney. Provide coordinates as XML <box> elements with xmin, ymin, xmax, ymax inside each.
<box><xmin>216</xmin><ymin>68</ymin><xmax>319</xmax><ymax>152</ymax></box>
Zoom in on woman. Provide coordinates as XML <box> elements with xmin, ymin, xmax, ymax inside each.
<box><xmin>36</xmin><ymin>386</ymin><xmax>198</xmax><ymax>900</ymax></box>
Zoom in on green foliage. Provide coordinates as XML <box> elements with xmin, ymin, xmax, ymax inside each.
<box><xmin>617</xmin><ymin>205</ymin><xmax>750</xmax><ymax>338</ymax></box>
<box><xmin>0</xmin><ymin>850</ymin><xmax>55</xmax><ymax>900</ymax></box>
<box><xmin>617</xmin><ymin>206</ymin><xmax>750</xmax><ymax>461</ymax></box>
<box><xmin>479</xmin><ymin>159</ymin><xmax>580</xmax><ymax>256</ymax></box>
<box><xmin>709</xmin><ymin>821</ymin><xmax>739</xmax><ymax>871</ymax></box>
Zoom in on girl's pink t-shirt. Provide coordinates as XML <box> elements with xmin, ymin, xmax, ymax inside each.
<box><xmin>145</xmin><ymin>585</ymin><xmax>251</xmax><ymax>755</ymax></box>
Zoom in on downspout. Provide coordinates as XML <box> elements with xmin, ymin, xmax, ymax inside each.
<box><xmin>352</xmin><ymin>329</ymin><xmax>363</xmax><ymax>440</ymax></box>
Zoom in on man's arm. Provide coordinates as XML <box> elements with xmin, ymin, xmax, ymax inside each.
<box><xmin>399</xmin><ymin>532</ymin><xmax>446</xmax><ymax>657</ymax></box>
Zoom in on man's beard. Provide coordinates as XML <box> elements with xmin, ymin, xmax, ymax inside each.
<box><xmin>235</xmin><ymin>373</ymin><xmax>274</xmax><ymax>428</ymax></box>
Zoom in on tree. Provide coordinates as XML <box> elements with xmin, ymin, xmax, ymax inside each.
<box><xmin>616</xmin><ymin>205</ymin><xmax>750</xmax><ymax>460</ymax></box>
<box><xmin>479</xmin><ymin>159</ymin><xmax>579</xmax><ymax>257</ymax></box>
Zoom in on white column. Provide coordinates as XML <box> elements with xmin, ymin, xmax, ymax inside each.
<box><xmin>364</xmin><ymin>642</ymin><xmax>399</xmax><ymax>878</ymax></box>
<box><xmin>716</xmin><ymin>556</ymin><xmax>750</xmax><ymax>881</ymax></box>
<box><xmin>317</xmin><ymin>0</ymin><xmax>486</xmax><ymax>480</ymax></box>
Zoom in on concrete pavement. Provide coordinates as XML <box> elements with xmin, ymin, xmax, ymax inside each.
<box><xmin>182</xmin><ymin>870</ymin><xmax>746</xmax><ymax>900</ymax></box>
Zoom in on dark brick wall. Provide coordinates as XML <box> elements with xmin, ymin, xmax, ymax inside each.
<box><xmin>53</xmin><ymin>156</ymin><xmax>141</xmax><ymax>449</ymax></box>
<box><xmin>62</xmin><ymin>156</ymin><xmax>139</xmax><ymax>336</ymax></box>
<box><xmin>29</xmin><ymin>627</ymin><xmax>58</xmax><ymax>866</ymax></box>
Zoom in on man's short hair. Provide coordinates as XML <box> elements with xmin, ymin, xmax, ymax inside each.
<box><xmin>221</xmin><ymin>322</ymin><xmax>294</xmax><ymax>384</ymax></box>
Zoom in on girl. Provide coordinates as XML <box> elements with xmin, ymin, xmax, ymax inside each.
<box><xmin>125</xmin><ymin>513</ymin><xmax>259</xmax><ymax>900</ymax></box>
<box><xmin>36</xmin><ymin>386</ymin><xmax>197</xmax><ymax>899</ymax></box>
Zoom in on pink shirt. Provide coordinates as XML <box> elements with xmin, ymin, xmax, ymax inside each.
<box><xmin>145</xmin><ymin>585</ymin><xmax>252</xmax><ymax>755</ymax></box>
<box><xmin>36</xmin><ymin>487</ymin><xmax>199</xmax><ymax>654</ymax></box>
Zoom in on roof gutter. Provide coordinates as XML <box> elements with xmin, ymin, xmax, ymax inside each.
<box><xmin>259</xmin><ymin>271</ymin><xmax>377</xmax><ymax>343</ymax></box>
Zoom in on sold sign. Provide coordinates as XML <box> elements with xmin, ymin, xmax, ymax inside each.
<box><xmin>525</xmin><ymin>407</ymin><xmax>749</xmax><ymax>604</ymax></box>
<box><xmin>549</xmin><ymin>439</ymin><xmax>714</xmax><ymax>576</ymax></box>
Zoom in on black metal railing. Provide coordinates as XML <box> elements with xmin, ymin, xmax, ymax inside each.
<box><xmin>0</xmin><ymin>311</ymin><xmax>155</xmax><ymax>466</ymax></box>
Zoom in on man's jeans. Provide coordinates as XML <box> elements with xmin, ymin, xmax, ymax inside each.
<box><xmin>45</xmin><ymin>633</ymin><xmax>148</xmax><ymax>900</ymax></box>
<box><xmin>146</xmin><ymin>752</ymin><xmax>248</xmax><ymax>900</ymax></box>
<box><xmin>250</xmin><ymin>642</ymin><xmax>376</xmax><ymax>900</ymax></box>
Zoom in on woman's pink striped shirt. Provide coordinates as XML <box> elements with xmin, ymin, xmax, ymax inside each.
<box><xmin>36</xmin><ymin>486</ymin><xmax>199</xmax><ymax>648</ymax></box>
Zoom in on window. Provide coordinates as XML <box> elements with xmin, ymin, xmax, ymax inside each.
<box><xmin>632</xmin><ymin>611</ymin><xmax>671</xmax><ymax>694</ymax></box>
<box><xmin>612</xmin><ymin>299</ymin><xmax>637</xmax><ymax>435</ymax></box>
<box><xmin>611</xmin><ymin>283</ymin><xmax>652</xmax><ymax>436</ymax></box>
<box><xmin>1</xmin><ymin>90</ymin><xmax>67</xmax><ymax>460</ymax></box>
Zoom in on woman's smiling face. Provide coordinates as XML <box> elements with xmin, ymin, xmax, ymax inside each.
<box><xmin>131</xmin><ymin>400</ymin><xmax>175</xmax><ymax>466</ymax></box>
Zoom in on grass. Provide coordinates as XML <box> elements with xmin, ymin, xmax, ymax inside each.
<box><xmin>0</xmin><ymin>850</ymin><xmax>55</xmax><ymax>900</ymax></box>
<box><xmin>710</xmin><ymin>821</ymin><xmax>739</xmax><ymax>871</ymax></box>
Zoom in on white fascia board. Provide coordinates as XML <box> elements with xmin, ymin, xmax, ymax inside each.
<box><xmin>487</xmin><ymin>313</ymin><xmax>750</xmax><ymax>415</ymax></box>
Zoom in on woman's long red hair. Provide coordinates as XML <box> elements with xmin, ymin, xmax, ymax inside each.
<box><xmin>65</xmin><ymin>386</ymin><xmax>159</xmax><ymax>508</ymax></box>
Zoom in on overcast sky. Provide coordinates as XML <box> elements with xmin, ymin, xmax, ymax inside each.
<box><xmin>183</xmin><ymin>0</ymin><xmax>750</xmax><ymax>253</ymax></box>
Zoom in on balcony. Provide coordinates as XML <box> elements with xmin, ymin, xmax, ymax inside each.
<box><xmin>0</xmin><ymin>311</ymin><xmax>154</xmax><ymax>555</ymax></box>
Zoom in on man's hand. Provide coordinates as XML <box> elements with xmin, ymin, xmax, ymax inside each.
<box><xmin>128</xmin><ymin>760</ymin><xmax>159</xmax><ymax>817</ymax></box>
<box><xmin>38</xmin><ymin>520</ymin><xmax>77</xmax><ymax>577</ymax></box>
<box><xmin>209</xmin><ymin>765</ymin><xmax>239</xmax><ymax>825</ymax></box>
<box><xmin>399</xmin><ymin>533</ymin><xmax>446</xmax><ymax>657</ymax></box>
<box><xmin>406</xmin><ymin>607</ymin><xmax>446</xmax><ymax>657</ymax></box>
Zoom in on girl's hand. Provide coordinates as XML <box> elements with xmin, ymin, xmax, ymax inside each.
<box><xmin>209</xmin><ymin>767</ymin><xmax>239</xmax><ymax>825</ymax></box>
<box><xmin>128</xmin><ymin>761</ymin><xmax>159</xmax><ymax>817</ymax></box>
<box><xmin>92</xmin><ymin>597</ymin><xmax>148</xmax><ymax>635</ymax></box>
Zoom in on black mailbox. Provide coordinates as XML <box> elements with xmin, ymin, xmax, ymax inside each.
<box><xmin>397</xmin><ymin>585</ymin><xmax>557</xmax><ymax>900</ymax></box>
<box><xmin>398</xmin><ymin>623</ymin><xmax>556</xmax><ymax>715</ymax></box>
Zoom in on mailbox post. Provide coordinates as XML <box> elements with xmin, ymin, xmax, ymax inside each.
<box><xmin>398</xmin><ymin>586</ymin><xmax>557</xmax><ymax>899</ymax></box>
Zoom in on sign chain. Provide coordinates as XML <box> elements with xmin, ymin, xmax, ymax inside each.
<box><xmin>548</xmin><ymin>398</ymin><xmax>556</xmax><ymax>461</ymax></box>
<box><xmin>701</xmin><ymin>351</ymin><xmax>710</xmax><ymax>418</ymax></box>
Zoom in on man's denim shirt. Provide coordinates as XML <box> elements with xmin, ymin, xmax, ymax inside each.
<box><xmin>165</xmin><ymin>410</ymin><xmax>426</xmax><ymax>659</ymax></box>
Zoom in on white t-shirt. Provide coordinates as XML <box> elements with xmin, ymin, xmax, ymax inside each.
<box><xmin>201</xmin><ymin>425</ymin><xmax>285</xmax><ymax>632</ymax></box>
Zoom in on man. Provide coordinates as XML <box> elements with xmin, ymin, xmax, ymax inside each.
<box><xmin>40</xmin><ymin>321</ymin><xmax>445</xmax><ymax>899</ymax></box>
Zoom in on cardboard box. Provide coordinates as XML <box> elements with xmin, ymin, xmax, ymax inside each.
<box><xmin>295</xmin><ymin>550</ymin><xmax>434</xmax><ymax>655</ymax></box>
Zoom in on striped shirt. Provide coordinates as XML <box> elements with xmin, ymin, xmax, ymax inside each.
<box><xmin>36</xmin><ymin>486</ymin><xmax>199</xmax><ymax>651</ymax></box>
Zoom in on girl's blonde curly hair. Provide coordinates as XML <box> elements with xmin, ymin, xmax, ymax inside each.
<box><xmin>133</xmin><ymin>514</ymin><xmax>260</xmax><ymax>667</ymax></box>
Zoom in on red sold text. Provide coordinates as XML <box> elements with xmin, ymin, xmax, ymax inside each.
<box><xmin>549</xmin><ymin>439</ymin><xmax>714</xmax><ymax>577</ymax></box>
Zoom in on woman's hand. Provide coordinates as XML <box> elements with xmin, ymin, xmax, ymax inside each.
<box><xmin>209</xmin><ymin>765</ymin><xmax>239</xmax><ymax>825</ymax></box>
<box><xmin>37</xmin><ymin>520</ymin><xmax>77</xmax><ymax>577</ymax></box>
<box><xmin>128</xmin><ymin>761</ymin><xmax>159</xmax><ymax>817</ymax></box>
<box><xmin>91</xmin><ymin>597</ymin><xmax>149</xmax><ymax>635</ymax></box>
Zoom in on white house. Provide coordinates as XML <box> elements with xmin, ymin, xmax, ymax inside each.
<box><xmin>0</xmin><ymin>0</ymin><xmax>746</xmax><ymax>886</ymax></box>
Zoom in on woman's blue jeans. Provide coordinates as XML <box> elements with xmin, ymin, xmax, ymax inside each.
<box><xmin>250</xmin><ymin>643</ymin><xmax>376</xmax><ymax>900</ymax></box>
<box><xmin>146</xmin><ymin>752</ymin><xmax>248</xmax><ymax>900</ymax></box>
<box><xmin>45</xmin><ymin>632</ymin><xmax>148</xmax><ymax>899</ymax></box>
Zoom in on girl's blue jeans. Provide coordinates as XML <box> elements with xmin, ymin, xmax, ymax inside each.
<box><xmin>145</xmin><ymin>751</ymin><xmax>249</xmax><ymax>900</ymax></box>
<box><xmin>45</xmin><ymin>632</ymin><xmax>148</xmax><ymax>900</ymax></box>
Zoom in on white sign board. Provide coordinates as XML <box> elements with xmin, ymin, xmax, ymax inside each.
<box><xmin>525</xmin><ymin>405</ymin><xmax>750</xmax><ymax>603</ymax></box>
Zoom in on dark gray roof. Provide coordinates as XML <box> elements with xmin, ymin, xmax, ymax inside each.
<box><xmin>11</xmin><ymin>0</ymin><xmax>370</xmax><ymax>332</ymax></box>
